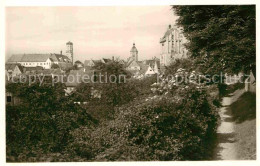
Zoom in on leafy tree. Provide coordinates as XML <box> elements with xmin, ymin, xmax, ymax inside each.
<box><xmin>51</xmin><ymin>63</ymin><xmax>60</xmax><ymax>69</ymax></box>
<box><xmin>164</xmin><ymin>58</ymin><xmax>195</xmax><ymax>76</ymax></box>
<box><xmin>6</xmin><ymin>82</ymin><xmax>95</xmax><ymax>161</ymax></box>
<box><xmin>93</xmin><ymin>60</ymin><xmax>130</xmax><ymax>82</ymax></box>
<box><xmin>91</xmin><ymin>61</ymin><xmax>135</xmax><ymax>106</ymax></box>
<box><xmin>172</xmin><ymin>5</ymin><xmax>256</xmax><ymax>75</ymax></box>
<box><xmin>70</xmin><ymin>83</ymin><xmax>93</xmax><ymax>102</ymax></box>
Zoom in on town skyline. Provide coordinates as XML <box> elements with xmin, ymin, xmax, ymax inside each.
<box><xmin>6</xmin><ymin>6</ymin><xmax>177</xmax><ymax>63</ymax></box>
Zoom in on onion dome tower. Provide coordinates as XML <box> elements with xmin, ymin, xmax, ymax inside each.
<box><xmin>130</xmin><ymin>43</ymin><xmax>138</xmax><ymax>61</ymax></box>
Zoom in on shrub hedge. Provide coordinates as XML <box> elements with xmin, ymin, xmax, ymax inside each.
<box><xmin>68</xmin><ymin>85</ymin><xmax>219</xmax><ymax>161</ymax></box>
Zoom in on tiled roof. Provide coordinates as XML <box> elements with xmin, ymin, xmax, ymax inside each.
<box><xmin>142</xmin><ymin>60</ymin><xmax>160</xmax><ymax>68</ymax></box>
<box><xmin>22</xmin><ymin>54</ymin><xmax>50</xmax><ymax>62</ymax></box>
<box><xmin>126</xmin><ymin>59</ymin><xmax>135</xmax><ymax>67</ymax></box>
<box><xmin>7</xmin><ymin>54</ymin><xmax>24</xmax><ymax>62</ymax></box>
<box><xmin>84</xmin><ymin>58</ymin><xmax>112</xmax><ymax>67</ymax></box>
<box><xmin>102</xmin><ymin>58</ymin><xmax>111</xmax><ymax>63</ymax></box>
<box><xmin>16</xmin><ymin>65</ymin><xmax>24</xmax><ymax>72</ymax></box>
<box><xmin>92</xmin><ymin>60</ymin><xmax>101</xmax><ymax>64</ymax></box>
<box><xmin>50</xmin><ymin>54</ymin><xmax>70</xmax><ymax>62</ymax></box>
<box><xmin>8</xmin><ymin>54</ymin><xmax>54</xmax><ymax>62</ymax></box>
<box><xmin>7</xmin><ymin>53</ymin><xmax>71</xmax><ymax>63</ymax></box>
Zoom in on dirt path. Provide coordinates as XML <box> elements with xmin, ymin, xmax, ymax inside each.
<box><xmin>212</xmin><ymin>89</ymin><xmax>245</xmax><ymax>160</ymax></box>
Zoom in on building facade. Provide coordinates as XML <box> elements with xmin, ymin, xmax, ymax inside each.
<box><xmin>160</xmin><ymin>25</ymin><xmax>188</xmax><ymax>67</ymax></box>
<box><xmin>6</xmin><ymin>42</ymin><xmax>72</xmax><ymax>70</ymax></box>
<box><xmin>6</xmin><ymin>54</ymin><xmax>54</xmax><ymax>69</ymax></box>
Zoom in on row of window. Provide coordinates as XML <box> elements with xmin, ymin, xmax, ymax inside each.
<box><xmin>23</xmin><ymin>62</ymin><xmax>51</xmax><ymax>66</ymax></box>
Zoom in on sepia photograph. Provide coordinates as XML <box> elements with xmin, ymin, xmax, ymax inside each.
<box><xmin>2</xmin><ymin>0</ymin><xmax>257</xmax><ymax>164</ymax></box>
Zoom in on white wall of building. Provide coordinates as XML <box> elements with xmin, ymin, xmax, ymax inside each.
<box><xmin>16</xmin><ymin>58</ymin><xmax>53</xmax><ymax>69</ymax></box>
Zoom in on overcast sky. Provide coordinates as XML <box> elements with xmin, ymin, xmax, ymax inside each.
<box><xmin>6</xmin><ymin>6</ymin><xmax>176</xmax><ymax>62</ymax></box>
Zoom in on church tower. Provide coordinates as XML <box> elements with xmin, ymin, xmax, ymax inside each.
<box><xmin>66</xmin><ymin>41</ymin><xmax>73</xmax><ymax>64</ymax></box>
<box><xmin>130</xmin><ymin>43</ymin><xmax>138</xmax><ymax>61</ymax></box>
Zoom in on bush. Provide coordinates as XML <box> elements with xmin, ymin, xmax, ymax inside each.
<box><xmin>128</xmin><ymin>75</ymin><xmax>158</xmax><ymax>96</ymax></box>
<box><xmin>68</xmin><ymin>85</ymin><xmax>219</xmax><ymax>161</ymax></box>
<box><xmin>51</xmin><ymin>64</ymin><xmax>60</xmax><ymax>69</ymax></box>
<box><xmin>164</xmin><ymin>59</ymin><xmax>195</xmax><ymax>76</ymax></box>
<box><xmin>6</xmin><ymin>83</ymin><xmax>96</xmax><ymax>162</ymax></box>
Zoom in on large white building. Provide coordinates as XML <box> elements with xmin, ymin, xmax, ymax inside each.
<box><xmin>6</xmin><ymin>42</ymin><xmax>73</xmax><ymax>69</ymax></box>
<box><xmin>7</xmin><ymin>54</ymin><xmax>54</xmax><ymax>69</ymax></box>
<box><xmin>6</xmin><ymin>53</ymin><xmax>72</xmax><ymax>69</ymax></box>
<box><xmin>159</xmin><ymin>25</ymin><xmax>188</xmax><ymax>67</ymax></box>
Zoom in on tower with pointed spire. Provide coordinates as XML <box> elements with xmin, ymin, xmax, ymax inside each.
<box><xmin>130</xmin><ymin>43</ymin><xmax>138</xmax><ymax>61</ymax></box>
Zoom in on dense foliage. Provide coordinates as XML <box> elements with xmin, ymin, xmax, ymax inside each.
<box><xmin>67</xmin><ymin>86</ymin><xmax>219</xmax><ymax>161</ymax></box>
<box><xmin>6</xmin><ymin>61</ymin><xmax>220</xmax><ymax>161</ymax></box>
<box><xmin>65</xmin><ymin>68</ymin><xmax>219</xmax><ymax>161</ymax></box>
<box><xmin>6</xmin><ymin>82</ymin><xmax>96</xmax><ymax>161</ymax></box>
<box><xmin>172</xmin><ymin>5</ymin><xmax>256</xmax><ymax>74</ymax></box>
<box><xmin>51</xmin><ymin>64</ymin><xmax>60</xmax><ymax>69</ymax></box>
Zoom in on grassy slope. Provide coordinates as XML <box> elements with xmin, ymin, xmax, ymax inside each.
<box><xmin>229</xmin><ymin>92</ymin><xmax>256</xmax><ymax>160</ymax></box>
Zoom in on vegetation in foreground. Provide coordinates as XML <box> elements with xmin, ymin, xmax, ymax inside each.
<box><xmin>230</xmin><ymin>92</ymin><xmax>256</xmax><ymax>159</ymax></box>
<box><xmin>6</xmin><ymin>60</ymin><xmax>220</xmax><ymax>161</ymax></box>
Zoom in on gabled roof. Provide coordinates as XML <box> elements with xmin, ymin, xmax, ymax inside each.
<box><xmin>92</xmin><ymin>60</ymin><xmax>101</xmax><ymax>64</ymax></box>
<box><xmin>84</xmin><ymin>58</ymin><xmax>113</xmax><ymax>67</ymax></box>
<box><xmin>102</xmin><ymin>58</ymin><xmax>112</xmax><ymax>63</ymax></box>
<box><xmin>84</xmin><ymin>59</ymin><xmax>104</xmax><ymax>67</ymax></box>
<box><xmin>7</xmin><ymin>54</ymin><xmax>55</xmax><ymax>63</ymax></box>
<box><xmin>16</xmin><ymin>65</ymin><xmax>24</xmax><ymax>72</ymax></box>
<box><xmin>22</xmin><ymin>54</ymin><xmax>51</xmax><ymax>62</ymax></box>
<box><xmin>7</xmin><ymin>54</ymin><xmax>24</xmax><ymax>62</ymax></box>
<box><xmin>127</xmin><ymin>61</ymin><xmax>149</xmax><ymax>75</ymax></box>
<box><xmin>142</xmin><ymin>60</ymin><xmax>160</xmax><ymax>68</ymax></box>
<box><xmin>126</xmin><ymin>59</ymin><xmax>136</xmax><ymax>67</ymax></box>
<box><xmin>160</xmin><ymin>26</ymin><xmax>178</xmax><ymax>43</ymax></box>
<box><xmin>50</xmin><ymin>54</ymin><xmax>70</xmax><ymax>62</ymax></box>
